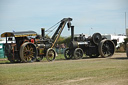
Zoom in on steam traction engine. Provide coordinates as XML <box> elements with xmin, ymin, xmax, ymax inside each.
<box><xmin>64</xmin><ymin>26</ymin><xmax>117</xmax><ymax>59</ymax></box>
<box><xmin>1</xmin><ymin>18</ymin><xmax>72</xmax><ymax>63</ymax></box>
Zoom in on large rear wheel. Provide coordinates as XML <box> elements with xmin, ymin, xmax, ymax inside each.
<box><xmin>5</xmin><ymin>44</ymin><xmax>21</xmax><ymax>63</ymax></box>
<box><xmin>20</xmin><ymin>42</ymin><xmax>37</xmax><ymax>63</ymax></box>
<box><xmin>4</xmin><ymin>44</ymin><xmax>14</xmax><ymax>63</ymax></box>
<box><xmin>99</xmin><ymin>39</ymin><xmax>115</xmax><ymax>57</ymax></box>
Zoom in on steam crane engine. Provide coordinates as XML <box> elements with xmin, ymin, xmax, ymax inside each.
<box><xmin>1</xmin><ymin>18</ymin><xmax>72</xmax><ymax>63</ymax></box>
<box><xmin>36</xmin><ymin>18</ymin><xmax>72</xmax><ymax>61</ymax></box>
<box><xmin>64</xmin><ymin>26</ymin><xmax>116</xmax><ymax>59</ymax></box>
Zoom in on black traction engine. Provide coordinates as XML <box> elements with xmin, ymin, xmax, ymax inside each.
<box><xmin>64</xmin><ymin>26</ymin><xmax>117</xmax><ymax>59</ymax></box>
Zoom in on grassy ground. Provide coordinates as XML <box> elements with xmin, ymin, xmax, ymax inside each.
<box><xmin>0</xmin><ymin>53</ymin><xmax>128</xmax><ymax>85</ymax></box>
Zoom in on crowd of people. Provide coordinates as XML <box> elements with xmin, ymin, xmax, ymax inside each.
<box><xmin>55</xmin><ymin>43</ymin><xmax>66</xmax><ymax>54</ymax></box>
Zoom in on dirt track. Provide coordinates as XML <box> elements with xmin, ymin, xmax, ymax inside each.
<box><xmin>0</xmin><ymin>52</ymin><xmax>127</xmax><ymax>61</ymax></box>
<box><xmin>110</xmin><ymin>52</ymin><xmax>127</xmax><ymax>58</ymax></box>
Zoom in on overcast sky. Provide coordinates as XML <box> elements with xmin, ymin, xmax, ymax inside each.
<box><xmin>0</xmin><ymin>0</ymin><xmax>128</xmax><ymax>37</ymax></box>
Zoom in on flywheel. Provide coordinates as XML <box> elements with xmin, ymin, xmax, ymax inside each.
<box><xmin>92</xmin><ymin>33</ymin><xmax>102</xmax><ymax>45</ymax></box>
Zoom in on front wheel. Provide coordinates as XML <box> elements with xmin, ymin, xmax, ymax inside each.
<box><xmin>46</xmin><ymin>48</ymin><xmax>56</xmax><ymax>61</ymax></box>
<box><xmin>64</xmin><ymin>48</ymin><xmax>72</xmax><ymax>60</ymax></box>
<box><xmin>74</xmin><ymin>48</ymin><xmax>84</xmax><ymax>59</ymax></box>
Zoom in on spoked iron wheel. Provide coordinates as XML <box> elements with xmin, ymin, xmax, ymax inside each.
<box><xmin>46</xmin><ymin>48</ymin><xmax>56</xmax><ymax>61</ymax></box>
<box><xmin>64</xmin><ymin>48</ymin><xmax>72</xmax><ymax>60</ymax></box>
<box><xmin>20</xmin><ymin>42</ymin><xmax>37</xmax><ymax>63</ymax></box>
<box><xmin>74</xmin><ymin>48</ymin><xmax>83</xmax><ymax>59</ymax></box>
<box><xmin>99</xmin><ymin>39</ymin><xmax>115</xmax><ymax>57</ymax></box>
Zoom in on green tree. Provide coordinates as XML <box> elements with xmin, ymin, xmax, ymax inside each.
<box><xmin>63</xmin><ymin>36</ymin><xmax>71</xmax><ymax>45</ymax></box>
<box><xmin>56</xmin><ymin>36</ymin><xmax>71</xmax><ymax>46</ymax></box>
<box><xmin>57</xmin><ymin>36</ymin><xmax>65</xmax><ymax>44</ymax></box>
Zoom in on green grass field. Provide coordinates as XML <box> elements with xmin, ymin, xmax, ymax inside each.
<box><xmin>0</xmin><ymin>53</ymin><xmax>128</xmax><ymax>85</ymax></box>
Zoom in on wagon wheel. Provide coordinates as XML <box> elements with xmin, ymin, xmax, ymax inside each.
<box><xmin>64</xmin><ymin>48</ymin><xmax>72</xmax><ymax>60</ymax></box>
<box><xmin>74</xmin><ymin>48</ymin><xmax>83</xmax><ymax>59</ymax></box>
<box><xmin>98</xmin><ymin>39</ymin><xmax>115</xmax><ymax>57</ymax></box>
<box><xmin>20</xmin><ymin>42</ymin><xmax>37</xmax><ymax>63</ymax></box>
<box><xmin>46</xmin><ymin>48</ymin><xmax>56</xmax><ymax>61</ymax></box>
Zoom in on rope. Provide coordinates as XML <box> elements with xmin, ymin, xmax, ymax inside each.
<box><xmin>45</xmin><ymin>21</ymin><xmax>61</xmax><ymax>32</ymax></box>
<box><xmin>45</xmin><ymin>21</ymin><xmax>61</xmax><ymax>37</ymax></box>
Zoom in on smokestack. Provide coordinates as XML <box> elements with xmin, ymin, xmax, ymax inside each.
<box><xmin>71</xmin><ymin>26</ymin><xmax>74</xmax><ymax>41</ymax></box>
<box><xmin>41</xmin><ymin>28</ymin><xmax>45</xmax><ymax>38</ymax></box>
